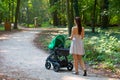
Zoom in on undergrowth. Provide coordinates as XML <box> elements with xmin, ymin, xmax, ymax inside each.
<box><xmin>37</xmin><ymin>27</ymin><xmax>120</xmax><ymax>74</ymax></box>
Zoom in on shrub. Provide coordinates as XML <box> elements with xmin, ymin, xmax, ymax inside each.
<box><xmin>84</xmin><ymin>28</ymin><xmax>120</xmax><ymax>69</ymax></box>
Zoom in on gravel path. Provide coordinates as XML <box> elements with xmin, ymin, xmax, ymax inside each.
<box><xmin>0</xmin><ymin>28</ymin><xmax>119</xmax><ymax>80</ymax></box>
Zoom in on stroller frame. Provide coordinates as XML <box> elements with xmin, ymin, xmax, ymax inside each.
<box><xmin>45</xmin><ymin>35</ymin><xmax>73</xmax><ymax>72</ymax></box>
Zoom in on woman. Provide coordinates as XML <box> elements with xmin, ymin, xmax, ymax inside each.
<box><xmin>68</xmin><ymin>17</ymin><xmax>87</xmax><ymax>76</ymax></box>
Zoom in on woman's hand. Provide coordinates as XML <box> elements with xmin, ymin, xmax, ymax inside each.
<box><xmin>67</xmin><ymin>37</ymin><xmax>71</xmax><ymax>40</ymax></box>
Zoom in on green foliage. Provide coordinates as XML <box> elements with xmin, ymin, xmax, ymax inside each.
<box><xmin>67</xmin><ymin>54</ymin><xmax>73</xmax><ymax>61</ymax></box>
<box><xmin>20</xmin><ymin>0</ymin><xmax>50</xmax><ymax>26</ymax></box>
<box><xmin>41</xmin><ymin>22</ymin><xmax>53</xmax><ymax>28</ymax></box>
<box><xmin>84</xmin><ymin>28</ymin><xmax>120</xmax><ymax>69</ymax></box>
<box><xmin>29</xmin><ymin>24</ymin><xmax>34</xmax><ymax>28</ymax></box>
<box><xmin>110</xmin><ymin>16</ymin><xmax>119</xmax><ymax>24</ymax></box>
<box><xmin>109</xmin><ymin>0</ymin><xmax>120</xmax><ymax>25</ymax></box>
<box><xmin>0</xmin><ymin>24</ymin><xmax>4</xmax><ymax>30</ymax></box>
<box><xmin>0</xmin><ymin>1</ymin><xmax>9</xmax><ymax>21</ymax></box>
<box><xmin>0</xmin><ymin>0</ymin><xmax>119</xmax><ymax>27</ymax></box>
<box><xmin>102</xmin><ymin>61</ymin><xmax>115</xmax><ymax>71</ymax></box>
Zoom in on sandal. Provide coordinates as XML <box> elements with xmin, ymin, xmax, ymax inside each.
<box><xmin>83</xmin><ymin>70</ymin><xmax>87</xmax><ymax>76</ymax></box>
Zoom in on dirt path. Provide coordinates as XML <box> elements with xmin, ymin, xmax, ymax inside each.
<box><xmin>0</xmin><ymin>28</ymin><xmax>119</xmax><ymax>80</ymax></box>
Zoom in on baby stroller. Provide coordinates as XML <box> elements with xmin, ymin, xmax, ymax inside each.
<box><xmin>45</xmin><ymin>35</ymin><xmax>73</xmax><ymax>72</ymax></box>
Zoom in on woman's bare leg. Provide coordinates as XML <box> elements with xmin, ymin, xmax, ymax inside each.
<box><xmin>73</xmin><ymin>54</ymin><xmax>79</xmax><ymax>73</ymax></box>
<box><xmin>77</xmin><ymin>55</ymin><xmax>87</xmax><ymax>76</ymax></box>
<box><xmin>77</xmin><ymin>55</ymin><xmax>86</xmax><ymax>70</ymax></box>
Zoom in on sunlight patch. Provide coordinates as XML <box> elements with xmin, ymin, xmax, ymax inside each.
<box><xmin>0</xmin><ymin>36</ymin><xmax>9</xmax><ymax>40</ymax></box>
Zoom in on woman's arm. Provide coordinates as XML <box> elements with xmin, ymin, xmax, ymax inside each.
<box><xmin>68</xmin><ymin>27</ymin><xmax>74</xmax><ymax>40</ymax></box>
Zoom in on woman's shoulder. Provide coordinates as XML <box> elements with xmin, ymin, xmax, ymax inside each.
<box><xmin>73</xmin><ymin>26</ymin><xmax>84</xmax><ymax>28</ymax></box>
<box><xmin>72</xmin><ymin>26</ymin><xmax>76</xmax><ymax>28</ymax></box>
<box><xmin>82</xmin><ymin>27</ymin><xmax>84</xmax><ymax>30</ymax></box>
<box><xmin>72</xmin><ymin>26</ymin><xmax>77</xmax><ymax>29</ymax></box>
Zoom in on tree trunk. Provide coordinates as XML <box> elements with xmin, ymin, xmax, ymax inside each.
<box><xmin>0</xmin><ymin>13</ymin><xmax>2</xmax><ymax>23</ymax></box>
<box><xmin>11</xmin><ymin>0</ymin><xmax>14</xmax><ymax>23</ymax></box>
<box><xmin>8</xmin><ymin>0</ymin><xmax>11</xmax><ymax>21</ymax></box>
<box><xmin>91</xmin><ymin>0</ymin><xmax>97</xmax><ymax>33</ymax></box>
<box><xmin>53</xmin><ymin>11</ymin><xmax>59</xmax><ymax>26</ymax></box>
<box><xmin>66</xmin><ymin>0</ymin><xmax>74</xmax><ymax>36</ymax></box>
<box><xmin>14</xmin><ymin>0</ymin><xmax>20</xmax><ymax>29</ymax></box>
<box><xmin>73</xmin><ymin>0</ymin><xmax>79</xmax><ymax>17</ymax></box>
<box><xmin>49</xmin><ymin>0</ymin><xmax>59</xmax><ymax>26</ymax></box>
<box><xmin>66</xmin><ymin>0</ymin><xmax>70</xmax><ymax>36</ymax></box>
<box><xmin>101</xmin><ymin>0</ymin><xmax>109</xmax><ymax>29</ymax></box>
<box><xmin>70</xmin><ymin>0</ymin><xmax>74</xmax><ymax>34</ymax></box>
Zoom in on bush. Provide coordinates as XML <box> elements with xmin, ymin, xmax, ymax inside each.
<box><xmin>84</xmin><ymin>28</ymin><xmax>120</xmax><ymax>69</ymax></box>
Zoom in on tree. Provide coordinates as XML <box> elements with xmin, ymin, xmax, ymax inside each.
<box><xmin>11</xmin><ymin>0</ymin><xmax>15</xmax><ymax>23</ymax></box>
<box><xmin>66</xmin><ymin>0</ymin><xmax>74</xmax><ymax>36</ymax></box>
<box><xmin>0</xmin><ymin>0</ymin><xmax>117</xmax><ymax>30</ymax></box>
<box><xmin>101</xmin><ymin>0</ymin><xmax>109</xmax><ymax>29</ymax></box>
<box><xmin>0</xmin><ymin>0</ymin><xmax>3</xmax><ymax>23</ymax></box>
<box><xmin>49</xmin><ymin>0</ymin><xmax>59</xmax><ymax>26</ymax></box>
<box><xmin>73</xmin><ymin>0</ymin><xmax>79</xmax><ymax>16</ymax></box>
<box><xmin>91</xmin><ymin>0</ymin><xmax>97</xmax><ymax>32</ymax></box>
<box><xmin>14</xmin><ymin>0</ymin><xmax>20</xmax><ymax>29</ymax></box>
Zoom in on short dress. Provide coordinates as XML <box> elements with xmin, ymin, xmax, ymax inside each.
<box><xmin>70</xmin><ymin>35</ymin><xmax>85</xmax><ymax>55</ymax></box>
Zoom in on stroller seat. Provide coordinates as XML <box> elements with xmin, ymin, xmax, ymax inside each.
<box><xmin>55</xmin><ymin>48</ymin><xmax>69</xmax><ymax>56</ymax></box>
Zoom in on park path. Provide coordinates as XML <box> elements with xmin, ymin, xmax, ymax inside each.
<box><xmin>0</xmin><ymin>28</ymin><xmax>119</xmax><ymax>80</ymax></box>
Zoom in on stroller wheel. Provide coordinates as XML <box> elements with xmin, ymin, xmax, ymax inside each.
<box><xmin>53</xmin><ymin>63</ymin><xmax>60</xmax><ymax>72</ymax></box>
<box><xmin>45</xmin><ymin>61</ymin><xmax>51</xmax><ymax>69</ymax></box>
<box><xmin>67</xmin><ymin>62</ymin><xmax>73</xmax><ymax>71</ymax></box>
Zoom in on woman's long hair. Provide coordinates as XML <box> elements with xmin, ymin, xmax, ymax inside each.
<box><xmin>75</xmin><ymin>17</ymin><xmax>82</xmax><ymax>35</ymax></box>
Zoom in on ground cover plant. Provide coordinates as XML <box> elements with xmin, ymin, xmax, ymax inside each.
<box><xmin>84</xmin><ymin>28</ymin><xmax>120</xmax><ymax>78</ymax></box>
<box><xmin>34</xmin><ymin>27</ymin><xmax>120</xmax><ymax>78</ymax></box>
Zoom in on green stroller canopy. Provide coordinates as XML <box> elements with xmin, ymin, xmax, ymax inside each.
<box><xmin>48</xmin><ymin>35</ymin><xmax>65</xmax><ymax>50</ymax></box>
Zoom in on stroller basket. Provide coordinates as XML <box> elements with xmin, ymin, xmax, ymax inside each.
<box><xmin>55</xmin><ymin>48</ymin><xmax>69</xmax><ymax>56</ymax></box>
